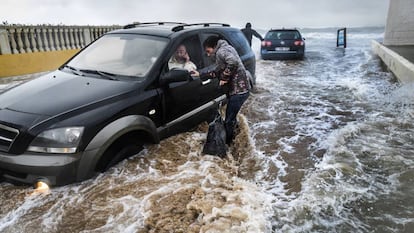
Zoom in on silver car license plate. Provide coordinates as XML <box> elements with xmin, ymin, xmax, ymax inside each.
<box><xmin>275</xmin><ymin>47</ymin><xmax>290</xmax><ymax>51</ymax></box>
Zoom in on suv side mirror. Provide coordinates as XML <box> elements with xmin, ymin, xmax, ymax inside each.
<box><xmin>160</xmin><ymin>68</ymin><xmax>191</xmax><ymax>86</ymax></box>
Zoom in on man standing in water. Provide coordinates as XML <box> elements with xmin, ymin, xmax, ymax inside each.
<box><xmin>241</xmin><ymin>22</ymin><xmax>263</xmax><ymax>47</ymax></box>
<box><xmin>203</xmin><ymin>36</ymin><xmax>250</xmax><ymax>144</ymax></box>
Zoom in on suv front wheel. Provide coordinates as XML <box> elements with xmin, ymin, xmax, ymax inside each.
<box><xmin>96</xmin><ymin>134</ymin><xmax>145</xmax><ymax>172</ymax></box>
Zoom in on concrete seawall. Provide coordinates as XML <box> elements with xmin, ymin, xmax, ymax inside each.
<box><xmin>372</xmin><ymin>0</ymin><xmax>414</xmax><ymax>84</ymax></box>
<box><xmin>383</xmin><ymin>0</ymin><xmax>414</xmax><ymax>46</ymax></box>
<box><xmin>372</xmin><ymin>40</ymin><xmax>414</xmax><ymax>84</ymax></box>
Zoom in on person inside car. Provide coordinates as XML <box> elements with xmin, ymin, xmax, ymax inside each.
<box><xmin>168</xmin><ymin>44</ymin><xmax>199</xmax><ymax>76</ymax></box>
<box><xmin>203</xmin><ymin>36</ymin><xmax>250</xmax><ymax>144</ymax></box>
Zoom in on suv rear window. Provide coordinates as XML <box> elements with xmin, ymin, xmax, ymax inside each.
<box><xmin>227</xmin><ymin>31</ymin><xmax>250</xmax><ymax>56</ymax></box>
<box><xmin>265</xmin><ymin>30</ymin><xmax>301</xmax><ymax>40</ymax></box>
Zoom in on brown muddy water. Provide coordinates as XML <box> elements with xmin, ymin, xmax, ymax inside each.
<box><xmin>2</xmin><ymin>27</ymin><xmax>414</xmax><ymax>233</ymax></box>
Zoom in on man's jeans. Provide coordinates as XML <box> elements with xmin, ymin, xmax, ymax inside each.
<box><xmin>225</xmin><ymin>92</ymin><xmax>249</xmax><ymax>144</ymax></box>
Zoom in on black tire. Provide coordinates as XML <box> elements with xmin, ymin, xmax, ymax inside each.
<box><xmin>97</xmin><ymin>138</ymin><xmax>143</xmax><ymax>172</ymax></box>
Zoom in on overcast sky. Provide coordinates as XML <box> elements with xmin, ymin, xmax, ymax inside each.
<box><xmin>2</xmin><ymin>0</ymin><xmax>390</xmax><ymax>29</ymax></box>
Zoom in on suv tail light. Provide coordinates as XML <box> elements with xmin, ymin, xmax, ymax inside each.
<box><xmin>294</xmin><ymin>40</ymin><xmax>304</xmax><ymax>46</ymax></box>
<box><xmin>261</xmin><ymin>40</ymin><xmax>272</xmax><ymax>47</ymax></box>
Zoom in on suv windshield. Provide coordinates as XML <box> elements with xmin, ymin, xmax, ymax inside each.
<box><xmin>67</xmin><ymin>34</ymin><xmax>168</xmax><ymax>78</ymax></box>
<box><xmin>266</xmin><ymin>30</ymin><xmax>301</xmax><ymax>40</ymax></box>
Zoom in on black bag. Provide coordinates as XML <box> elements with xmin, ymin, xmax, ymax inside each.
<box><xmin>202</xmin><ymin>111</ymin><xmax>227</xmax><ymax>157</ymax></box>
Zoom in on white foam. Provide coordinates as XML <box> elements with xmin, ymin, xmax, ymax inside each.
<box><xmin>0</xmin><ymin>195</ymin><xmax>45</xmax><ymax>231</ymax></box>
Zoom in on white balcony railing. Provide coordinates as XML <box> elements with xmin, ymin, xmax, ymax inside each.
<box><xmin>0</xmin><ymin>25</ymin><xmax>121</xmax><ymax>55</ymax></box>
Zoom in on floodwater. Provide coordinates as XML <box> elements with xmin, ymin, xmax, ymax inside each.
<box><xmin>2</xmin><ymin>27</ymin><xmax>414</xmax><ymax>233</ymax></box>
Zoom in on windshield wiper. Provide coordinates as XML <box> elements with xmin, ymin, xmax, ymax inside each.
<box><xmin>79</xmin><ymin>69</ymin><xmax>119</xmax><ymax>80</ymax></box>
<box><xmin>61</xmin><ymin>65</ymin><xmax>84</xmax><ymax>76</ymax></box>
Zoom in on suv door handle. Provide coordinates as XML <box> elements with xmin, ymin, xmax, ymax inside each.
<box><xmin>201</xmin><ymin>79</ymin><xmax>211</xmax><ymax>85</ymax></box>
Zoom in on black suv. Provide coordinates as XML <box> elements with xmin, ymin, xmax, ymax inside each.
<box><xmin>0</xmin><ymin>22</ymin><xmax>256</xmax><ymax>186</ymax></box>
<box><xmin>261</xmin><ymin>28</ymin><xmax>305</xmax><ymax>60</ymax></box>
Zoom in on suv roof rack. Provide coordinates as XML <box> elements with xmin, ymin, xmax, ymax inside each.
<box><xmin>123</xmin><ymin>22</ymin><xmax>185</xmax><ymax>29</ymax></box>
<box><xmin>172</xmin><ymin>23</ymin><xmax>230</xmax><ymax>32</ymax></box>
<box><xmin>270</xmin><ymin>27</ymin><xmax>298</xmax><ymax>30</ymax></box>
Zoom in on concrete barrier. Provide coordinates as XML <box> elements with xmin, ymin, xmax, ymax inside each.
<box><xmin>384</xmin><ymin>0</ymin><xmax>414</xmax><ymax>46</ymax></box>
<box><xmin>0</xmin><ymin>49</ymin><xmax>79</xmax><ymax>77</ymax></box>
<box><xmin>372</xmin><ymin>40</ymin><xmax>414</xmax><ymax>83</ymax></box>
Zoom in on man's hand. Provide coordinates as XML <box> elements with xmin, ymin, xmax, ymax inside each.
<box><xmin>208</xmin><ymin>72</ymin><xmax>216</xmax><ymax>78</ymax></box>
<box><xmin>190</xmin><ymin>70</ymin><xmax>200</xmax><ymax>76</ymax></box>
<box><xmin>223</xmin><ymin>69</ymin><xmax>231</xmax><ymax>76</ymax></box>
<box><xmin>219</xmin><ymin>80</ymin><xmax>228</xmax><ymax>86</ymax></box>
<box><xmin>184</xmin><ymin>52</ymin><xmax>190</xmax><ymax>62</ymax></box>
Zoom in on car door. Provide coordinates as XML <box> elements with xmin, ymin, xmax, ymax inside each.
<box><xmin>162</xmin><ymin>70</ymin><xmax>202</xmax><ymax>123</ymax></box>
<box><xmin>161</xmin><ymin>35</ymin><xmax>203</xmax><ymax>124</ymax></box>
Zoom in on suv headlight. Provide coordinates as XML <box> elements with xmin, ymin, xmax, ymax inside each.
<box><xmin>28</xmin><ymin>127</ymin><xmax>84</xmax><ymax>153</ymax></box>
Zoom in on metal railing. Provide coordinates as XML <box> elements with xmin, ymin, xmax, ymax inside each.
<box><xmin>0</xmin><ymin>25</ymin><xmax>121</xmax><ymax>55</ymax></box>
